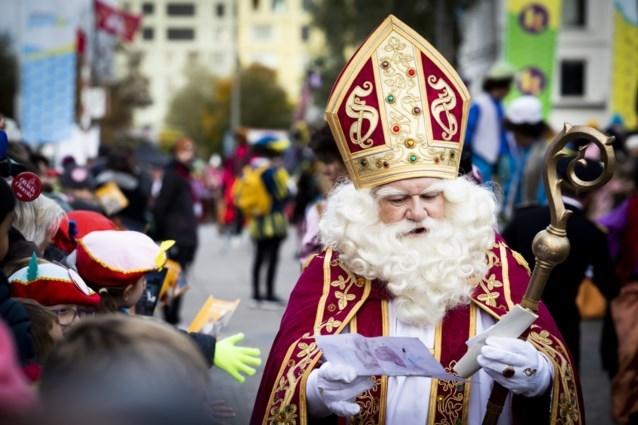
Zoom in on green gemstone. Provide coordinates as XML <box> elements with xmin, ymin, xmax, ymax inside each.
<box><xmin>386</xmin><ymin>94</ymin><xmax>395</xmax><ymax>103</ymax></box>
<box><xmin>409</xmin><ymin>154</ymin><xmax>417</xmax><ymax>162</ymax></box>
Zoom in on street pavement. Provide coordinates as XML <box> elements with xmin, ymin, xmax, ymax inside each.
<box><xmin>181</xmin><ymin>224</ymin><xmax>613</xmax><ymax>425</ymax></box>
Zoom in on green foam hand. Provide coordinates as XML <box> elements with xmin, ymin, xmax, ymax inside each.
<box><xmin>213</xmin><ymin>333</ymin><xmax>262</xmax><ymax>383</ymax></box>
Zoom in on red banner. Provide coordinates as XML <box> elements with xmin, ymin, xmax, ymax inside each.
<box><xmin>94</xmin><ymin>0</ymin><xmax>141</xmax><ymax>43</ymax></box>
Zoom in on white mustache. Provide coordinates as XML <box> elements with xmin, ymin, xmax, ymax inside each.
<box><xmin>391</xmin><ymin>218</ymin><xmax>439</xmax><ymax>237</ymax></box>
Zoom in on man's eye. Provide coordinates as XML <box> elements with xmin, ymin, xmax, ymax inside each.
<box><xmin>420</xmin><ymin>193</ymin><xmax>439</xmax><ymax>200</ymax></box>
<box><xmin>387</xmin><ymin>197</ymin><xmax>405</xmax><ymax>204</ymax></box>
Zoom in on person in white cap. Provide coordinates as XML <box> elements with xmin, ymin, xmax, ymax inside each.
<box><xmin>465</xmin><ymin>61</ymin><xmax>515</xmax><ymax>183</ymax></box>
<box><xmin>500</xmin><ymin>95</ymin><xmax>551</xmax><ymax>219</ymax></box>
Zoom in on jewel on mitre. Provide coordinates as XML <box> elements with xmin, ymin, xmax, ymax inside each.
<box><xmin>52</xmin><ymin>210</ymin><xmax>118</xmax><ymax>254</ymax></box>
<box><xmin>9</xmin><ymin>260</ymin><xmax>100</xmax><ymax>307</ymax></box>
<box><xmin>75</xmin><ymin>230</ymin><xmax>170</xmax><ymax>288</ymax></box>
<box><xmin>325</xmin><ymin>15</ymin><xmax>470</xmax><ymax>189</ymax></box>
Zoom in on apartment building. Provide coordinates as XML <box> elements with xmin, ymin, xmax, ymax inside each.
<box><xmin>120</xmin><ymin>0</ymin><xmax>236</xmax><ymax>128</ymax></box>
<box><xmin>459</xmin><ymin>0</ymin><xmax>615</xmax><ymax>129</ymax></box>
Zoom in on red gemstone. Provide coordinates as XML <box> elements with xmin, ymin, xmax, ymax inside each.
<box><xmin>392</xmin><ymin>125</ymin><xmax>400</xmax><ymax>133</ymax></box>
<box><xmin>407</xmin><ymin>68</ymin><xmax>416</xmax><ymax>77</ymax></box>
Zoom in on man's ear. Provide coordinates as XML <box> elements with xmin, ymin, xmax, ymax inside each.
<box><xmin>122</xmin><ymin>283</ymin><xmax>134</xmax><ymax>304</ymax></box>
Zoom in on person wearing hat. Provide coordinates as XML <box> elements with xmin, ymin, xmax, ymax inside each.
<box><xmin>251</xmin><ymin>16</ymin><xmax>581</xmax><ymax>425</ymax></box>
<box><xmin>51</xmin><ymin>210</ymin><xmax>118</xmax><ymax>256</ymax></box>
<box><xmin>501</xmin><ymin>95</ymin><xmax>552</xmax><ymax>219</ymax></box>
<box><xmin>73</xmin><ymin>229</ymin><xmax>262</xmax><ymax>384</ymax></box>
<box><xmin>9</xmin><ymin>257</ymin><xmax>101</xmax><ymax>334</ymax></box>
<box><xmin>234</xmin><ymin>135</ymin><xmax>291</xmax><ymax>307</ymax></box>
<box><xmin>153</xmin><ymin>137</ymin><xmax>199</xmax><ymax>325</ymax></box>
<box><xmin>465</xmin><ymin>61</ymin><xmax>515</xmax><ymax>183</ymax></box>
<box><xmin>0</xmin><ymin>178</ymin><xmax>35</xmax><ymax>366</ymax></box>
<box><xmin>503</xmin><ymin>157</ymin><xmax>620</xmax><ymax>369</ymax></box>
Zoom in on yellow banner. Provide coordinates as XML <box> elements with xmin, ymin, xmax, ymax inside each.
<box><xmin>611</xmin><ymin>1</ymin><xmax>638</xmax><ymax>128</ymax></box>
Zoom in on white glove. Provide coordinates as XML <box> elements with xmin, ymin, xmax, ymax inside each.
<box><xmin>477</xmin><ymin>336</ymin><xmax>552</xmax><ymax>397</ymax></box>
<box><xmin>306</xmin><ymin>361</ymin><xmax>374</xmax><ymax>418</ymax></box>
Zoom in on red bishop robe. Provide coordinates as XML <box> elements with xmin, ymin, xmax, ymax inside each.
<box><xmin>251</xmin><ymin>236</ymin><xmax>584</xmax><ymax>425</ymax></box>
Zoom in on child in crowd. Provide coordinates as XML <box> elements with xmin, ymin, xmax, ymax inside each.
<box><xmin>72</xmin><ymin>229</ymin><xmax>261</xmax><ymax>383</ymax></box>
<box><xmin>18</xmin><ymin>299</ymin><xmax>63</xmax><ymax>363</ymax></box>
<box><xmin>38</xmin><ymin>315</ymin><xmax>214</xmax><ymax>425</ymax></box>
<box><xmin>8</xmin><ymin>257</ymin><xmax>100</xmax><ymax>333</ymax></box>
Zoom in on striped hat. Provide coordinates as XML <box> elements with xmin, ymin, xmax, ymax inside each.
<box><xmin>9</xmin><ymin>256</ymin><xmax>100</xmax><ymax>307</ymax></box>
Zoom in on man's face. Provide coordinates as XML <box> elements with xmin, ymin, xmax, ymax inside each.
<box><xmin>318</xmin><ymin>160</ymin><xmax>347</xmax><ymax>192</ymax></box>
<box><xmin>374</xmin><ymin>177</ymin><xmax>445</xmax><ymax>227</ymax></box>
<box><xmin>176</xmin><ymin>143</ymin><xmax>195</xmax><ymax>164</ymax></box>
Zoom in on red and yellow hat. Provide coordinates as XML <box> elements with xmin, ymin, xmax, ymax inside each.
<box><xmin>325</xmin><ymin>15</ymin><xmax>470</xmax><ymax>189</ymax></box>
<box><xmin>9</xmin><ymin>256</ymin><xmax>100</xmax><ymax>307</ymax></box>
<box><xmin>52</xmin><ymin>210</ymin><xmax>118</xmax><ymax>254</ymax></box>
<box><xmin>75</xmin><ymin>230</ymin><xmax>173</xmax><ymax>288</ymax></box>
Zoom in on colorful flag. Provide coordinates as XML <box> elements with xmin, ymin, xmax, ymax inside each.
<box><xmin>94</xmin><ymin>0</ymin><xmax>141</xmax><ymax>43</ymax></box>
<box><xmin>611</xmin><ymin>0</ymin><xmax>638</xmax><ymax>128</ymax></box>
<box><xmin>504</xmin><ymin>0</ymin><xmax>562</xmax><ymax>117</ymax></box>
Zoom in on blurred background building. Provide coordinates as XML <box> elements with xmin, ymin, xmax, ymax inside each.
<box><xmin>121</xmin><ymin>0</ymin><xmax>237</xmax><ymax>128</ymax></box>
<box><xmin>459</xmin><ymin>0</ymin><xmax>616</xmax><ymax>129</ymax></box>
<box><xmin>0</xmin><ymin>0</ymin><xmax>635</xmax><ymax>158</ymax></box>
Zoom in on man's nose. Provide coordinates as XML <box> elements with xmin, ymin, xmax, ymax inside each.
<box><xmin>406</xmin><ymin>197</ymin><xmax>428</xmax><ymax>222</ymax></box>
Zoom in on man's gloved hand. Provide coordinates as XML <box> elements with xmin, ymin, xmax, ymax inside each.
<box><xmin>477</xmin><ymin>336</ymin><xmax>552</xmax><ymax>397</ymax></box>
<box><xmin>213</xmin><ymin>333</ymin><xmax>262</xmax><ymax>383</ymax></box>
<box><xmin>306</xmin><ymin>362</ymin><xmax>374</xmax><ymax>418</ymax></box>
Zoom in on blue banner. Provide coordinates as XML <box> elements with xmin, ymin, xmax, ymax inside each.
<box><xmin>19</xmin><ymin>0</ymin><xmax>78</xmax><ymax>144</ymax></box>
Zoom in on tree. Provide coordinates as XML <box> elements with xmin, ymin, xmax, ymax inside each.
<box><xmin>169</xmin><ymin>63</ymin><xmax>293</xmax><ymax>155</ymax></box>
<box><xmin>0</xmin><ymin>33</ymin><xmax>17</xmax><ymax>118</ymax></box>
<box><xmin>165</xmin><ymin>63</ymin><xmax>215</xmax><ymax>150</ymax></box>
<box><xmin>308</xmin><ymin>0</ymin><xmax>476</xmax><ymax>106</ymax></box>
<box><xmin>101</xmin><ymin>50</ymin><xmax>152</xmax><ymax>145</ymax></box>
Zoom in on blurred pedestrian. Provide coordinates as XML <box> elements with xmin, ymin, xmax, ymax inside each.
<box><xmin>234</xmin><ymin>137</ymin><xmax>290</xmax><ymax>306</ymax></box>
<box><xmin>465</xmin><ymin>61</ymin><xmax>514</xmax><ymax>183</ymax></box>
<box><xmin>503</xmin><ymin>157</ymin><xmax>620</xmax><ymax>368</ymax></box>
<box><xmin>600</xmin><ymin>161</ymin><xmax>638</xmax><ymax>424</ymax></box>
<box><xmin>298</xmin><ymin>125</ymin><xmax>347</xmax><ymax>262</ymax></box>
<box><xmin>152</xmin><ymin>138</ymin><xmax>199</xmax><ymax>325</ymax></box>
<box><xmin>500</xmin><ymin>95</ymin><xmax>551</xmax><ymax>219</ymax></box>
<box><xmin>95</xmin><ymin>145</ymin><xmax>151</xmax><ymax>232</ymax></box>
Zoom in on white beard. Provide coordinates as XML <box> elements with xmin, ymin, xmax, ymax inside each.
<box><xmin>319</xmin><ymin>178</ymin><xmax>496</xmax><ymax>328</ymax></box>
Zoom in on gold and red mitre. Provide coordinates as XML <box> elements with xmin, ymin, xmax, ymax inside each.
<box><xmin>325</xmin><ymin>15</ymin><xmax>470</xmax><ymax>189</ymax></box>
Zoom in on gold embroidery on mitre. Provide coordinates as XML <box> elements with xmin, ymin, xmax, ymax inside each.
<box><xmin>427</xmin><ymin>75</ymin><xmax>459</xmax><ymax>141</ymax></box>
<box><xmin>345</xmin><ymin>82</ymin><xmax>379</xmax><ymax>149</ymax></box>
<box><xmin>325</xmin><ymin>15</ymin><xmax>470</xmax><ymax>189</ymax></box>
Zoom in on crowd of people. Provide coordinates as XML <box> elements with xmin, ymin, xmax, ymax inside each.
<box><xmin>1</xmin><ymin>14</ymin><xmax>638</xmax><ymax>425</ymax></box>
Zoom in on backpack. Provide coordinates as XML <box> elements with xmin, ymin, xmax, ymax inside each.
<box><xmin>233</xmin><ymin>164</ymin><xmax>272</xmax><ymax>217</ymax></box>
